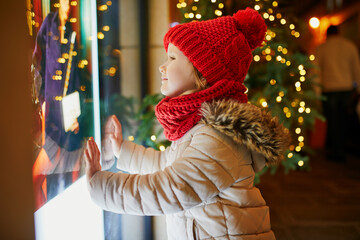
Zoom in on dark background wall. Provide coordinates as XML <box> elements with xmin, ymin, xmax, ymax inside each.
<box><xmin>0</xmin><ymin>1</ymin><xmax>35</xmax><ymax>239</ymax></box>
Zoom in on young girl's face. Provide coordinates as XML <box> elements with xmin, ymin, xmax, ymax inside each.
<box><xmin>159</xmin><ymin>43</ymin><xmax>198</xmax><ymax>97</ymax></box>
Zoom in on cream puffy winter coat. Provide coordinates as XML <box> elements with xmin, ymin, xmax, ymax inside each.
<box><xmin>88</xmin><ymin>100</ymin><xmax>289</xmax><ymax>240</ymax></box>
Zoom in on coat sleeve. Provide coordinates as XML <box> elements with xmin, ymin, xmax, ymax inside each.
<box><xmin>116</xmin><ymin>140</ymin><xmax>169</xmax><ymax>174</ymax></box>
<box><xmin>88</xmin><ymin>129</ymin><xmax>240</xmax><ymax>216</ymax></box>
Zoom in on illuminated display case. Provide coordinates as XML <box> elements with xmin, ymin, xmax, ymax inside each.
<box><xmin>28</xmin><ymin>0</ymin><xmax>151</xmax><ymax>239</ymax></box>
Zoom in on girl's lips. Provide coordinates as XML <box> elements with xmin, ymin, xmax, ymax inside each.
<box><xmin>161</xmin><ymin>78</ymin><xmax>168</xmax><ymax>81</ymax></box>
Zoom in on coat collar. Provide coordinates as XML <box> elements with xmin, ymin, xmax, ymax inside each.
<box><xmin>200</xmin><ymin>99</ymin><xmax>290</xmax><ymax>165</ymax></box>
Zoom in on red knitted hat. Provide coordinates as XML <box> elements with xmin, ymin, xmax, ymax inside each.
<box><xmin>163</xmin><ymin>8</ymin><xmax>267</xmax><ymax>86</ymax></box>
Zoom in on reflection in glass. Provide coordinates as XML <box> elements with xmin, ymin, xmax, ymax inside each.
<box><xmin>31</xmin><ymin>0</ymin><xmax>93</xmax><ymax>210</ymax></box>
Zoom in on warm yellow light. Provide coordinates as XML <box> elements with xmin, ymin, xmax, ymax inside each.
<box><xmin>276</xmin><ymin>55</ymin><xmax>282</xmax><ymax>61</ymax></box>
<box><xmin>295</xmin><ymin>32</ymin><xmax>300</xmax><ymax>38</ymax></box>
<box><xmin>309</xmin><ymin>54</ymin><xmax>315</xmax><ymax>61</ymax></box>
<box><xmin>276</xmin><ymin>96</ymin><xmax>282</xmax><ymax>102</ymax></box>
<box><xmin>254</xmin><ymin>5</ymin><xmax>260</xmax><ymax>10</ymax></box>
<box><xmin>263</xmin><ymin>13</ymin><xmax>269</xmax><ymax>19</ymax></box>
<box><xmin>189</xmin><ymin>13</ymin><xmax>194</xmax><ymax>18</ymax></box>
<box><xmin>295</xmin><ymin>81</ymin><xmax>301</xmax><ymax>88</ymax></box>
<box><xmin>196</xmin><ymin>14</ymin><xmax>202</xmax><ymax>19</ymax></box>
<box><xmin>192</xmin><ymin>6</ymin><xmax>197</xmax><ymax>11</ymax></box>
<box><xmin>106</xmin><ymin>1</ymin><xmax>112</xmax><ymax>6</ymax></box>
<box><xmin>98</xmin><ymin>5</ymin><xmax>108</xmax><ymax>11</ymax></box>
<box><xmin>108</xmin><ymin>66</ymin><xmax>117</xmax><ymax>76</ymax></box>
<box><xmin>279</xmin><ymin>91</ymin><xmax>284</xmax><ymax>97</ymax></box>
<box><xmin>70</xmin><ymin>17</ymin><xmax>77</xmax><ymax>23</ymax></box>
<box><xmin>265</xmin><ymin>48</ymin><xmax>271</xmax><ymax>54</ymax></box>
<box><xmin>184</xmin><ymin>13</ymin><xmax>189</xmax><ymax>18</ymax></box>
<box><xmin>289</xmin><ymin>24</ymin><xmax>295</xmax><ymax>30</ymax></box>
<box><xmin>128</xmin><ymin>136</ymin><xmax>134</xmax><ymax>141</ymax></box>
<box><xmin>260</xmin><ymin>99</ymin><xmax>268</xmax><ymax>107</ymax></box>
<box><xmin>218</xmin><ymin>3</ymin><xmax>224</xmax><ymax>8</ymax></box>
<box><xmin>150</xmin><ymin>135</ymin><xmax>157</xmax><ymax>141</ymax></box>
<box><xmin>298</xmin><ymin>136</ymin><xmax>304</xmax><ymax>142</ymax></box>
<box><xmin>270</xmin><ymin>79</ymin><xmax>276</xmax><ymax>85</ymax></box>
<box><xmin>211</xmin><ymin>0</ymin><xmax>216</xmax><ymax>3</ymax></box>
<box><xmin>286</xmin><ymin>61</ymin><xmax>291</xmax><ymax>66</ymax></box>
<box><xmin>295</xmin><ymin>128</ymin><xmax>301</xmax><ymax>134</ymax></box>
<box><xmin>282</xmin><ymin>48</ymin><xmax>288</xmax><ymax>54</ymax></box>
<box><xmin>254</xmin><ymin>55</ymin><xmax>261</xmax><ymax>62</ymax></box>
<box><xmin>296</xmin><ymin>87</ymin><xmax>302</xmax><ymax>92</ymax></box>
<box><xmin>269</xmin><ymin>15</ymin><xmax>275</xmax><ymax>21</ymax></box>
<box><xmin>298</xmin><ymin>107</ymin><xmax>305</xmax><ymax>113</ymax></box>
<box><xmin>277</xmin><ymin>46</ymin><xmax>283</xmax><ymax>52</ymax></box>
<box><xmin>181</xmin><ymin>2</ymin><xmax>187</xmax><ymax>7</ymax></box>
<box><xmin>300</xmin><ymin>69</ymin><xmax>306</xmax><ymax>75</ymax></box>
<box><xmin>305</xmin><ymin>108</ymin><xmax>311</xmax><ymax>113</ymax></box>
<box><xmin>177</xmin><ymin>3</ymin><xmax>181</xmax><ymax>8</ymax></box>
<box><xmin>97</xmin><ymin>32</ymin><xmax>104</xmax><ymax>39</ymax></box>
<box><xmin>280</xmin><ymin>19</ymin><xmax>286</xmax><ymax>25</ymax></box>
<box><xmin>281</xmin><ymin>58</ymin><xmax>286</xmax><ymax>64</ymax></box>
<box><xmin>300</xmin><ymin>76</ymin><xmax>305</xmax><ymax>82</ymax></box>
<box><xmin>266</xmin><ymin>55</ymin><xmax>272</xmax><ymax>61</ymax></box>
<box><xmin>58</xmin><ymin>58</ymin><xmax>66</xmax><ymax>63</ymax></box>
<box><xmin>300</xmin><ymin>101</ymin><xmax>305</xmax><ymax>107</ymax></box>
<box><xmin>70</xmin><ymin>1</ymin><xmax>77</xmax><ymax>6</ymax></box>
<box><xmin>289</xmin><ymin>145</ymin><xmax>295</xmax><ymax>151</ymax></box>
<box><xmin>298</xmin><ymin>65</ymin><xmax>304</xmax><ymax>70</ymax></box>
<box><xmin>286</xmin><ymin>112</ymin><xmax>291</xmax><ymax>118</ymax></box>
<box><xmin>276</xmin><ymin>13</ymin><xmax>282</xmax><ymax>18</ymax></box>
<box><xmin>295</xmin><ymin>146</ymin><xmax>301</xmax><ymax>152</ymax></box>
<box><xmin>215</xmin><ymin>10</ymin><xmax>222</xmax><ymax>16</ymax></box>
<box><xmin>298</xmin><ymin>160</ymin><xmax>304</xmax><ymax>167</ymax></box>
<box><xmin>299</xmin><ymin>142</ymin><xmax>304</xmax><ymax>147</ymax></box>
<box><xmin>309</xmin><ymin>17</ymin><xmax>320</xmax><ymax>29</ymax></box>
<box><xmin>288</xmin><ymin>153</ymin><xmax>294</xmax><ymax>158</ymax></box>
<box><xmin>298</xmin><ymin>117</ymin><xmax>304</xmax><ymax>123</ymax></box>
<box><xmin>103</xmin><ymin>25</ymin><xmax>110</xmax><ymax>31</ymax></box>
<box><xmin>283</xmin><ymin>107</ymin><xmax>289</xmax><ymax>113</ymax></box>
<box><xmin>272</xmin><ymin>1</ymin><xmax>278</xmax><ymax>7</ymax></box>
<box><xmin>159</xmin><ymin>145</ymin><xmax>166</xmax><ymax>151</ymax></box>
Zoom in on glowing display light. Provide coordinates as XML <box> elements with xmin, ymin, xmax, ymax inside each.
<box><xmin>309</xmin><ymin>17</ymin><xmax>320</xmax><ymax>29</ymax></box>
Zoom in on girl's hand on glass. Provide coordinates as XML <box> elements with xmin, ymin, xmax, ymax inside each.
<box><xmin>84</xmin><ymin>137</ymin><xmax>101</xmax><ymax>182</ymax></box>
<box><xmin>104</xmin><ymin>115</ymin><xmax>123</xmax><ymax>159</ymax></box>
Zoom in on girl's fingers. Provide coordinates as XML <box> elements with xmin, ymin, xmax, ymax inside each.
<box><xmin>112</xmin><ymin>115</ymin><xmax>122</xmax><ymax>135</ymax></box>
<box><xmin>90</xmin><ymin>137</ymin><xmax>100</xmax><ymax>156</ymax></box>
<box><xmin>87</xmin><ymin>139</ymin><xmax>94</xmax><ymax>160</ymax></box>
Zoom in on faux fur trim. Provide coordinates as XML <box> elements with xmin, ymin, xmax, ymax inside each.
<box><xmin>200</xmin><ymin>99</ymin><xmax>291</xmax><ymax>165</ymax></box>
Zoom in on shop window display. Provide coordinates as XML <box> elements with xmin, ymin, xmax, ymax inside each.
<box><xmin>31</xmin><ymin>0</ymin><xmax>94</xmax><ymax>211</ymax></box>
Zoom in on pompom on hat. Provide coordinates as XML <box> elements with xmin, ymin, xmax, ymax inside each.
<box><xmin>163</xmin><ymin>7</ymin><xmax>267</xmax><ymax>86</ymax></box>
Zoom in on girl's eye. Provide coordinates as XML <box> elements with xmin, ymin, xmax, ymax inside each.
<box><xmin>169</xmin><ymin>56</ymin><xmax>175</xmax><ymax>60</ymax></box>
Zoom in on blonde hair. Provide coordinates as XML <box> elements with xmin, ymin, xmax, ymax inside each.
<box><xmin>193</xmin><ymin>66</ymin><xmax>208</xmax><ymax>91</ymax></box>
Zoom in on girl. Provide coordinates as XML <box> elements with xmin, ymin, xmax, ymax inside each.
<box><xmin>85</xmin><ymin>8</ymin><xmax>289</xmax><ymax>240</ymax></box>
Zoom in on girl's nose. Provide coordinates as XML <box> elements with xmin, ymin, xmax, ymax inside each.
<box><xmin>159</xmin><ymin>63</ymin><xmax>165</xmax><ymax>74</ymax></box>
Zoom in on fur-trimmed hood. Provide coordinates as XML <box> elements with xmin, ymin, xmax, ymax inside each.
<box><xmin>200</xmin><ymin>99</ymin><xmax>290</xmax><ymax>165</ymax></box>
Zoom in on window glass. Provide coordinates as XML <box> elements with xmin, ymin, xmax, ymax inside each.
<box><xmin>31</xmin><ymin>0</ymin><xmax>94</xmax><ymax>211</ymax></box>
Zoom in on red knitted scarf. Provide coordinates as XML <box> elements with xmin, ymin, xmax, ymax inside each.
<box><xmin>155</xmin><ymin>79</ymin><xmax>248</xmax><ymax>141</ymax></box>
